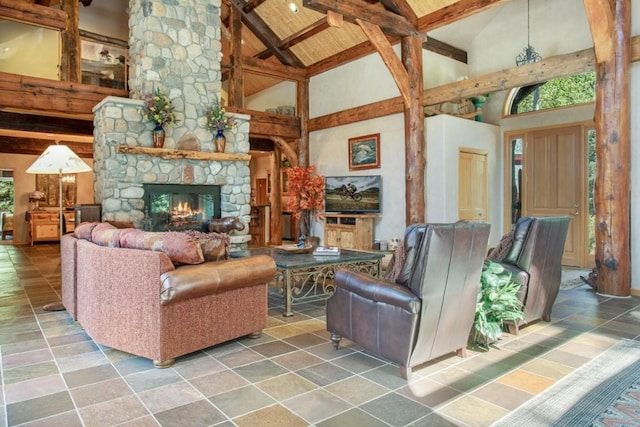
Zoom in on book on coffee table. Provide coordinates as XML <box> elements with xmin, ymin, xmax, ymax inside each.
<box><xmin>313</xmin><ymin>246</ymin><xmax>341</xmax><ymax>256</ymax></box>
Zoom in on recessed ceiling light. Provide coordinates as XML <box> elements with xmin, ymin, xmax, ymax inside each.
<box><xmin>288</xmin><ymin>2</ymin><xmax>299</xmax><ymax>13</ymax></box>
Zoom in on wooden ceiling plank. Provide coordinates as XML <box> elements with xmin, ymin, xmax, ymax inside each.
<box><xmin>303</xmin><ymin>0</ymin><xmax>419</xmax><ymax>37</ymax></box>
<box><xmin>0</xmin><ymin>137</ymin><xmax>93</xmax><ymax>157</ymax></box>
<box><xmin>423</xmin><ymin>36</ymin><xmax>467</xmax><ymax>63</ymax></box>
<box><xmin>583</xmin><ymin>0</ymin><xmax>615</xmax><ymax>63</ymax></box>
<box><xmin>357</xmin><ymin>19</ymin><xmax>411</xmax><ymax>108</ymax></box>
<box><xmin>279</xmin><ymin>18</ymin><xmax>331</xmax><ymax>50</ymax></box>
<box><xmin>228</xmin><ymin>0</ymin><xmax>305</xmax><ymax>68</ymax></box>
<box><xmin>0</xmin><ymin>0</ymin><xmax>67</xmax><ymax>30</ymax></box>
<box><xmin>417</xmin><ymin>0</ymin><xmax>509</xmax><ymax>32</ymax></box>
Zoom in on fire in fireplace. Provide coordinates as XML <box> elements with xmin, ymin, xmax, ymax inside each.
<box><xmin>143</xmin><ymin>184</ymin><xmax>221</xmax><ymax>232</ymax></box>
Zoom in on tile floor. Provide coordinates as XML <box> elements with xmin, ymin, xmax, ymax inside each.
<box><xmin>1</xmin><ymin>243</ymin><xmax>639</xmax><ymax>427</ymax></box>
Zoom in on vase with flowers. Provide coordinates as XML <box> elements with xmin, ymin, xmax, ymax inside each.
<box><xmin>206</xmin><ymin>96</ymin><xmax>237</xmax><ymax>153</ymax></box>
<box><xmin>286</xmin><ymin>165</ymin><xmax>325</xmax><ymax>241</ymax></box>
<box><xmin>141</xmin><ymin>88</ymin><xmax>178</xmax><ymax>148</ymax></box>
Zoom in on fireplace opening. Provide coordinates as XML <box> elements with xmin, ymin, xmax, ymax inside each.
<box><xmin>143</xmin><ymin>184</ymin><xmax>221</xmax><ymax>232</ymax></box>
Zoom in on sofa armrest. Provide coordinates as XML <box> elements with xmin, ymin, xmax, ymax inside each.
<box><xmin>160</xmin><ymin>254</ymin><xmax>276</xmax><ymax>305</ymax></box>
<box><xmin>334</xmin><ymin>268</ymin><xmax>420</xmax><ymax>314</ymax></box>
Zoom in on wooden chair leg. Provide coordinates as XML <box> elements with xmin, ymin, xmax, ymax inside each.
<box><xmin>508</xmin><ymin>322</ymin><xmax>520</xmax><ymax>335</ymax></box>
<box><xmin>456</xmin><ymin>347</ymin><xmax>467</xmax><ymax>357</ymax></box>
<box><xmin>400</xmin><ymin>366</ymin><xmax>411</xmax><ymax>380</ymax></box>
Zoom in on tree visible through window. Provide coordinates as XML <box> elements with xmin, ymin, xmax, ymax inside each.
<box><xmin>511</xmin><ymin>72</ymin><xmax>596</xmax><ymax>114</ymax></box>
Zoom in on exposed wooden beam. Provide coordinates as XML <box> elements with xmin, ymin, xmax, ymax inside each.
<box><xmin>0</xmin><ymin>137</ymin><xmax>93</xmax><ymax>158</ymax></box>
<box><xmin>241</xmin><ymin>56</ymin><xmax>307</xmax><ymax>81</ymax></box>
<box><xmin>357</xmin><ymin>19</ymin><xmax>411</xmax><ymax>108</ymax></box>
<box><xmin>228</xmin><ymin>0</ymin><xmax>304</xmax><ymax>68</ymax></box>
<box><xmin>228</xmin><ymin>3</ymin><xmax>244</xmax><ymax>108</ymax></box>
<box><xmin>379</xmin><ymin>0</ymin><xmax>418</xmax><ymax>27</ymax></box>
<box><xmin>242</xmin><ymin>0</ymin><xmax>266</xmax><ymax>14</ymax></box>
<box><xmin>583</xmin><ymin>0</ymin><xmax>615</xmax><ymax>63</ymax></box>
<box><xmin>279</xmin><ymin>18</ymin><xmax>331</xmax><ymax>51</ymax></box>
<box><xmin>0</xmin><ymin>0</ymin><xmax>67</xmax><ymax>30</ymax></box>
<box><xmin>306</xmin><ymin>37</ymin><xmax>399</xmax><ymax>76</ymax></box>
<box><xmin>423</xmin><ymin>36</ymin><xmax>467</xmax><ymax>64</ymax></box>
<box><xmin>418</xmin><ymin>0</ymin><xmax>509</xmax><ymax>32</ymax></box>
<box><xmin>303</xmin><ymin>0</ymin><xmax>419</xmax><ymax>37</ymax></box>
<box><xmin>0</xmin><ymin>112</ymin><xmax>93</xmax><ymax>135</ymax></box>
<box><xmin>60</xmin><ymin>0</ymin><xmax>81</xmax><ymax>83</ymax></box>
<box><xmin>0</xmin><ymin>71</ymin><xmax>128</xmax><ymax>119</ymax></box>
<box><xmin>309</xmin><ymin>46</ymin><xmax>598</xmax><ymax>132</ymax></box>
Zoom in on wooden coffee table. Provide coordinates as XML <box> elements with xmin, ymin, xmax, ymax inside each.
<box><xmin>232</xmin><ymin>248</ymin><xmax>384</xmax><ymax>316</ymax></box>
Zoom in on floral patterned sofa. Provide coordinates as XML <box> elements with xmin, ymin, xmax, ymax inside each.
<box><xmin>61</xmin><ymin>222</ymin><xmax>276</xmax><ymax>367</ymax></box>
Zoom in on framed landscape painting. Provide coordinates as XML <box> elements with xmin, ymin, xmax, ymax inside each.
<box><xmin>348</xmin><ymin>133</ymin><xmax>380</xmax><ymax>170</ymax></box>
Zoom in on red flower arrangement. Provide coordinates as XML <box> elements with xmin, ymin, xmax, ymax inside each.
<box><xmin>286</xmin><ymin>165</ymin><xmax>325</xmax><ymax>237</ymax></box>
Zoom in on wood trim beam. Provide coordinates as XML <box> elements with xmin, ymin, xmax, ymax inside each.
<box><xmin>228</xmin><ymin>3</ymin><xmax>244</xmax><ymax>108</ymax></box>
<box><xmin>228</xmin><ymin>0</ymin><xmax>304</xmax><ymax>68</ymax></box>
<box><xmin>423</xmin><ymin>36</ymin><xmax>467</xmax><ymax>64</ymax></box>
<box><xmin>0</xmin><ymin>0</ymin><xmax>67</xmax><ymax>30</ymax></box>
<box><xmin>303</xmin><ymin>0</ymin><xmax>418</xmax><ymax>37</ymax></box>
<box><xmin>417</xmin><ymin>0</ymin><xmax>508</xmax><ymax>32</ymax></box>
<box><xmin>60</xmin><ymin>0</ymin><xmax>81</xmax><ymax>83</ymax></box>
<box><xmin>358</xmin><ymin>19</ymin><xmax>411</xmax><ymax>108</ymax></box>
<box><xmin>583</xmin><ymin>0</ymin><xmax>615</xmax><ymax>63</ymax></box>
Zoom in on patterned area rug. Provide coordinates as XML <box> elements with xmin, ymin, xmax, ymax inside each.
<box><xmin>492</xmin><ymin>339</ymin><xmax>640</xmax><ymax>426</ymax></box>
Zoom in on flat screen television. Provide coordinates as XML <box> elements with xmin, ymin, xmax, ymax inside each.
<box><xmin>324</xmin><ymin>175</ymin><xmax>381</xmax><ymax>214</ymax></box>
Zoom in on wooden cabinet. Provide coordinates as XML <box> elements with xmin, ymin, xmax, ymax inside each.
<box><xmin>28</xmin><ymin>211</ymin><xmax>75</xmax><ymax>245</ymax></box>
<box><xmin>321</xmin><ymin>213</ymin><xmax>376</xmax><ymax>250</ymax></box>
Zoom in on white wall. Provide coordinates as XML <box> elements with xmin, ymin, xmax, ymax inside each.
<box><xmin>425</xmin><ymin>115</ymin><xmax>502</xmax><ymax>246</ymax></box>
<box><xmin>0</xmin><ymin>21</ymin><xmax>60</xmax><ymax>79</ymax></box>
<box><xmin>310</xmin><ymin>113</ymin><xmax>406</xmax><ymax>243</ymax></box>
<box><xmin>245</xmin><ymin>80</ymin><xmax>297</xmax><ymax>113</ymax></box>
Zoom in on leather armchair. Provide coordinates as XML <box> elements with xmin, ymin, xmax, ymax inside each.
<box><xmin>326</xmin><ymin>221</ymin><xmax>490</xmax><ymax>379</ymax></box>
<box><xmin>490</xmin><ymin>216</ymin><xmax>570</xmax><ymax>334</ymax></box>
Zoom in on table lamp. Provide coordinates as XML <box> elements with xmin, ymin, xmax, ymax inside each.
<box><xmin>26</xmin><ymin>143</ymin><xmax>92</xmax><ymax>311</ymax></box>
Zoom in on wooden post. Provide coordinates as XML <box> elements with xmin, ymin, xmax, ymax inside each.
<box><xmin>297</xmin><ymin>78</ymin><xmax>310</xmax><ymax>167</ymax></box>
<box><xmin>60</xmin><ymin>0</ymin><xmax>80</xmax><ymax>82</ymax></box>
<box><xmin>402</xmin><ymin>36</ymin><xmax>425</xmax><ymax>226</ymax></box>
<box><xmin>593</xmin><ymin>0</ymin><xmax>630</xmax><ymax>296</ymax></box>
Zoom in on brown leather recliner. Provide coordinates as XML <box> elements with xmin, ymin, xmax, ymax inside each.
<box><xmin>326</xmin><ymin>221</ymin><xmax>490</xmax><ymax>379</ymax></box>
<box><xmin>490</xmin><ymin>216</ymin><xmax>571</xmax><ymax>334</ymax></box>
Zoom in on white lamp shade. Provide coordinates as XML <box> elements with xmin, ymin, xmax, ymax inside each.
<box><xmin>26</xmin><ymin>144</ymin><xmax>92</xmax><ymax>174</ymax></box>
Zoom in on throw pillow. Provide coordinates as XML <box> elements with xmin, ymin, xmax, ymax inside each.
<box><xmin>74</xmin><ymin>221</ymin><xmax>99</xmax><ymax>241</ymax></box>
<box><xmin>487</xmin><ymin>229</ymin><xmax>515</xmax><ymax>262</ymax></box>
<box><xmin>182</xmin><ymin>230</ymin><xmax>230</xmax><ymax>261</ymax></box>
<box><xmin>91</xmin><ymin>222</ymin><xmax>121</xmax><ymax>248</ymax></box>
<box><xmin>120</xmin><ymin>230</ymin><xmax>204</xmax><ymax>265</ymax></box>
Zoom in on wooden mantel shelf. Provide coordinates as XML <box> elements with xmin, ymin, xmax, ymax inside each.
<box><xmin>117</xmin><ymin>145</ymin><xmax>251</xmax><ymax>161</ymax></box>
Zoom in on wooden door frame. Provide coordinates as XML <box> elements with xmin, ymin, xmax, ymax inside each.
<box><xmin>503</xmin><ymin>121</ymin><xmax>591</xmax><ymax>267</ymax></box>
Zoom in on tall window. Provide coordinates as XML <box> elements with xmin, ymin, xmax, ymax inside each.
<box><xmin>511</xmin><ymin>72</ymin><xmax>596</xmax><ymax>114</ymax></box>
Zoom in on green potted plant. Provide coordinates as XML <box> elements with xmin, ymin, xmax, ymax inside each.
<box><xmin>472</xmin><ymin>261</ymin><xmax>525</xmax><ymax>349</ymax></box>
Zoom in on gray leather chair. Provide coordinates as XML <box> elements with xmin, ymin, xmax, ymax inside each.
<box><xmin>326</xmin><ymin>221</ymin><xmax>490</xmax><ymax>379</ymax></box>
<box><xmin>489</xmin><ymin>216</ymin><xmax>571</xmax><ymax>334</ymax></box>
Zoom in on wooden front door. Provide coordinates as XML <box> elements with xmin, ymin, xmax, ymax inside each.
<box><xmin>458</xmin><ymin>148</ymin><xmax>488</xmax><ymax>222</ymax></box>
<box><xmin>523</xmin><ymin>125</ymin><xmax>586</xmax><ymax>267</ymax></box>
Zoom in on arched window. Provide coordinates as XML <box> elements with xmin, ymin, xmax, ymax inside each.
<box><xmin>510</xmin><ymin>71</ymin><xmax>596</xmax><ymax>114</ymax></box>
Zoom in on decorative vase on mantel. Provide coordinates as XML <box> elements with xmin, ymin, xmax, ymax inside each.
<box><xmin>214</xmin><ymin>129</ymin><xmax>226</xmax><ymax>153</ymax></box>
<box><xmin>152</xmin><ymin>124</ymin><xmax>165</xmax><ymax>148</ymax></box>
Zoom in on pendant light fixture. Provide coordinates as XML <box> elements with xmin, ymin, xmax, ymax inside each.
<box><xmin>515</xmin><ymin>0</ymin><xmax>542</xmax><ymax>66</ymax></box>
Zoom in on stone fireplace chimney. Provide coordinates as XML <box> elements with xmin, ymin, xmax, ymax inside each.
<box><xmin>91</xmin><ymin>0</ymin><xmax>251</xmax><ymax>248</ymax></box>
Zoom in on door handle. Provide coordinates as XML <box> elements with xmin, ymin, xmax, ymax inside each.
<box><xmin>571</xmin><ymin>204</ymin><xmax>580</xmax><ymax>216</ymax></box>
